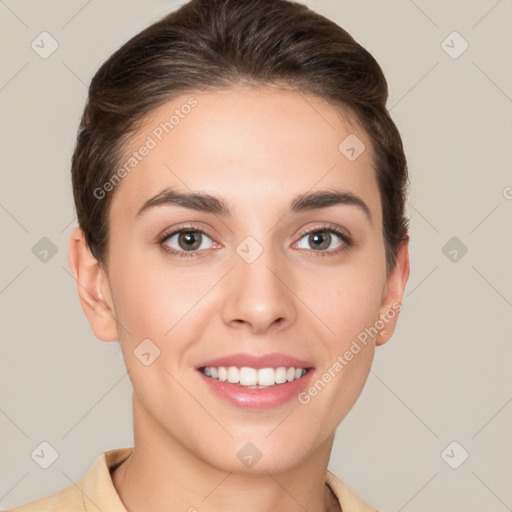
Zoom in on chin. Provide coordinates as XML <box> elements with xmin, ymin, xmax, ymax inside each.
<box><xmin>195</xmin><ymin>431</ymin><xmax>319</xmax><ymax>475</ymax></box>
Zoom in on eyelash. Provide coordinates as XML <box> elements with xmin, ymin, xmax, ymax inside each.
<box><xmin>157</xmin><ymin>222</ymin><xmax>352</xmax><ymax>259</ymax></box>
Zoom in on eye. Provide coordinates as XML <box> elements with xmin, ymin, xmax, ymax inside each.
<box><xmin>159</xmin><ymin>227</ymin><xmax>216</xmax><ymax>257</ymax></box>
<box><xmin>158</xmin><ymin>223</ymin><xmax>352</xmax><ymax>259</ymax></box>
<box><xmin>295</xmin><ymin>225</ymin><xmax>352</xmax><ymax>255</ymax></box>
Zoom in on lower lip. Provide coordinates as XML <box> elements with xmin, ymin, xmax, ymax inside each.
<box><xmin>197</xmin><ymin>369</ymin><xmax>315</xmax><ymax>409</ymax></box>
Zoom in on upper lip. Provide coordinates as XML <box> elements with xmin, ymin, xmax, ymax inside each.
<box><xmin>196</xmin><ymin>352</ymin><xmax>314</xmax><ymax>370</ymax></box>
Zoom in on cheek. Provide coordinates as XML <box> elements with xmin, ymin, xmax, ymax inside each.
<box><xmin>329</xmin><ymin>281</ymin><xmax>382</xmax><ymax>342</ymax></box>
<box><xmin>301</xmin><ymin>275</ymin><xmax>380</xmax><ymax>425</ymax></box>
<box><xmin>300</xmin><ymin>254</ymin><xmax>385</xmax><ymax>347</ymax></box>
<box><xmin>109</xmin><ymin>254</ymin><xmax>219</xmax><ymax>344</ymax></box>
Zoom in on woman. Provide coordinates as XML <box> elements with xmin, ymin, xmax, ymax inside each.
<box><xmin>11</xmin><ymin>0</ymin><xmax>409</xmax><ymax>510</ymax></box>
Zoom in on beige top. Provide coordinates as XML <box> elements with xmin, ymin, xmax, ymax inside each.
<box><xmin>9</xmin><ymin>447</ymin><xmax>378</xmax><ymax>512</ymax></box>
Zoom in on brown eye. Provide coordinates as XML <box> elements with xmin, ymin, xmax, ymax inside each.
<box><xmin>161</xmin><ymin>230</ymin><xmax>214</xmax><ymax>253</ymax></box>
<box><xmin>307</xmin><ymin>231</ymin><xmax>332</xmax><ymax>250</ymax></box>
<box><xmin>296</xmin><ymin>229</ymin><xmax>345</xmax><ymax>252</ymax></box>
<box><xmin>178</xmin><ymin>231</ymin><xmax>202</xmax><ymax>251</ymax></box>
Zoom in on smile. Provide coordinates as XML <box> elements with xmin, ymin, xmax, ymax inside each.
<box><xmin>200</xmin><ymin>366</ymin><xmax>309</xmax><ymax>388</ymax></box>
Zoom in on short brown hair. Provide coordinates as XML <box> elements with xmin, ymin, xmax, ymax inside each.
<box><xmin>71</xmin><ymin>0</ymin><xmax>409</xmax><ymax>273</ymax></box>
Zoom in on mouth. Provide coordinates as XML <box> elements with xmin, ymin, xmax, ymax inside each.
<box><xmin>194</xmin><ymin>352</ymin><xmax>315</xmax><ymax>408</ymax></box>
<box><xmin>199</xmin><ymin>365</ymin><xmax>311</xmax><ymax>389</ymax></box>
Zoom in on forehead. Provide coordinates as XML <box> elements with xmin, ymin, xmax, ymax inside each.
<box><xmin>109</xmin><ymin>85</ymin><xmax>381</xmax><ymax>224</ymax></box>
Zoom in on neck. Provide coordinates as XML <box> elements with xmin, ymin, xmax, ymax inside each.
<box><xmin>111</xmin><ymin>394</ymin><xmax>339</xmax><ymax>512</ymax></box>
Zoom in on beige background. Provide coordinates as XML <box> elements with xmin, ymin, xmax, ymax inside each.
<box><xmin>1</xmin><ymin>1</ymin><xmax>511</xmax><ymax>510</ymax></box>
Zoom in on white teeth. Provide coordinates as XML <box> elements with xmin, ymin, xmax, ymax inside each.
<box><xmin>227</xmin><ymin>366</ymin><xmax>240</xmax><ymax>384</ymax></box>
<box><xmin>201</xmin><ymin>366</ymin><xmax>308</xmax><ymax>387</ymax></box>
<box><xmin>274</xmin><ymin>367</ymin><xmax>287</xmax><ymax>384</ymax></box>
<box><xmin>218</xmin><ymin>367</ymin><xmax>228</xmax><ymax>381</ymax></box>
<box><xmin>239</xmin><ymin>367</ymin><xmax>258</xmax><ymax>386</ymax></box>
<box><xmin>257</xmin><ymin>368</ymin><xmax>275</xmax><ymax>386</ymax></box>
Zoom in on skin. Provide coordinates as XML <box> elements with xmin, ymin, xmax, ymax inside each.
<box><xmin>68</xmin><ymin>84</ymin><xmax>409</xmax><ymax>512</ymax></box>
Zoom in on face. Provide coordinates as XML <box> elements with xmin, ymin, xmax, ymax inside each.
<box><xmin>72</xmin><ymin>84</ymin><xmax>409</xmax><ymax>474</ymax></box>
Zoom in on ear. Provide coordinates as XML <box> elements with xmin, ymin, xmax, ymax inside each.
<box><xmin>376</xmin><ymin>238</ymin><xmax>410</xmax><ymax>347</ymax></box>
<box><xmin>68</xmin><ymin>227</ymin><xmax>119</xmax><ymax>342</ymax></box>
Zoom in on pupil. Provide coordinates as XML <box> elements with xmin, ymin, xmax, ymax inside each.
<box><xmin>310</xmin><ymin>231</ymin><xmax>330</xmax><ymax>250</ymax></box>
<box><xmin>179</xmin><ymin>231</ymin><xmax>201</xmax><ymax>250</ymax></box>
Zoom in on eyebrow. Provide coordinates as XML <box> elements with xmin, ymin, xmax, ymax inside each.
<box><xmin>135</xmin><ymin>186</ymin><xmax>372</xmax><ymax>225</ymax></box>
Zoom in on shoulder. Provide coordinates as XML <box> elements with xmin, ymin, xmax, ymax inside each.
<box><xmin>326</xmin><ymin>469</ymin><xmax>380</xmax><ymax>512</ymax></box>
<box><xmin>7</xmin><ymin>483</ymin><xmax>83</xmax><ymax>512</ymax></box>
<box><xmin>7</xmin><ymin>447</ymin><xmax>133</xmax><ymax>512</ymax></box>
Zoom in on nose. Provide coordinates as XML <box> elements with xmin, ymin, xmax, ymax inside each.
<box><xmin>221</xmin><ymin>242</ymin><xmax>297</xmax><ymax>335</ymax></box>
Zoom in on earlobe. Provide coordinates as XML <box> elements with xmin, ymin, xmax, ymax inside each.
<box><xmin>376</xmin><ymin>238</ymin><xmax>410</xmax><ymax>346</ymax></box>
<box><xmin>68</xmin><ymin>227</ymin><xmax>119</xmax><ymax>342</ymax></box>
